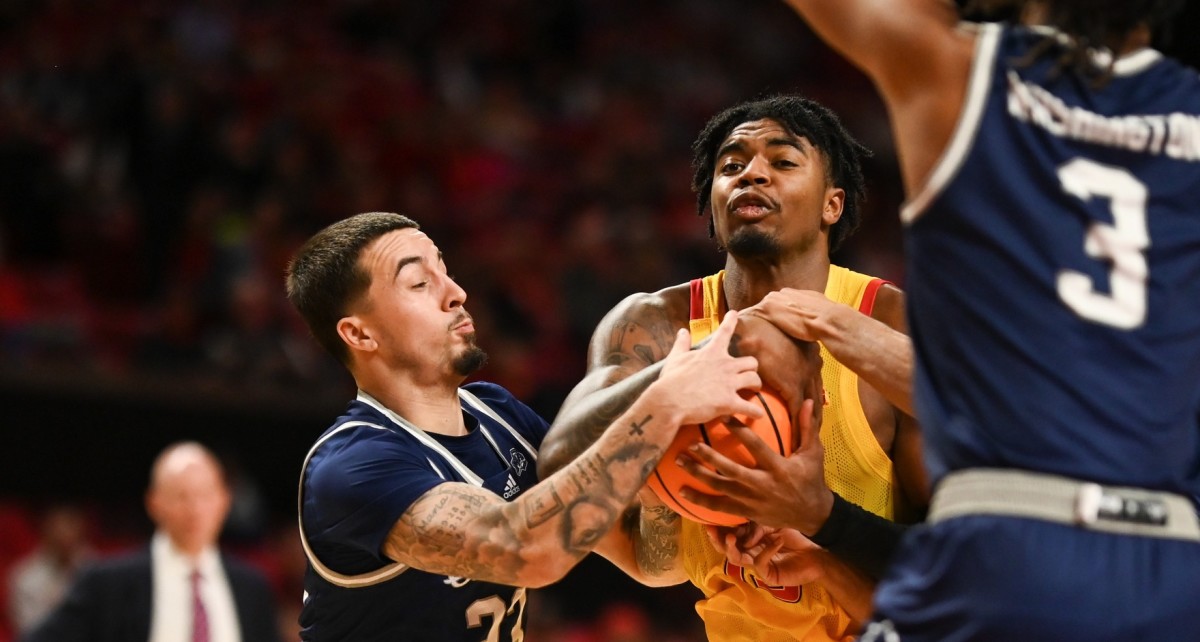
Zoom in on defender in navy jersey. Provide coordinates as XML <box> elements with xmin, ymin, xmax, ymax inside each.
<box><xmin>768</xmin><ymin>1</ymin><xmax>1200</xmax><ymax>640</ymax></box>
<box><xmin>285</xmin><ymin>212</ymin><xmax>766</xmax><ymax>641</ymax></box>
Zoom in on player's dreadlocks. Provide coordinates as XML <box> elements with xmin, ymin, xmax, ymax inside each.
<box><xmin>964</xmin><ymin>0</ymin><xmax>1185</xmax><ymax>83</ymax></box>
<box><xmin>691</xmin><ymin>95</ymin><xmax>870</xmax><ymax>254</ymax></box>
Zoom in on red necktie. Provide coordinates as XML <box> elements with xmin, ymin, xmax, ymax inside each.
<box><xmin>190</xmin><ymin>569</ymin><xmax>210</xmax><ymax>642</ymax></box>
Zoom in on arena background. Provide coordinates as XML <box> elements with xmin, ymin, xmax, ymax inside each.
<box><xmin>2</xmin><ymin>1</ymin><xmax>1197</xmax><ymax>640</ymax></box>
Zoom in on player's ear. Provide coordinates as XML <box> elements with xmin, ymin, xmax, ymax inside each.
<box><xmin>337</xmin><ymin>315</ymin><xmax>377</xmax><ymax>354</ymax></box>
<box><xmin>822</xmin><ymin>186</ymin><xmax>845</xmax><ymax>226</ymax></box>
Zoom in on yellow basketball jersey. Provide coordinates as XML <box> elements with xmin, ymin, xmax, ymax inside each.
<box><xmin>682</xmin><ymin>267</ymin><xmax>895</xmax><ymax>642</ymax></box>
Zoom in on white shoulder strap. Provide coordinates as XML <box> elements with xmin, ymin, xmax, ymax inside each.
<box><xmin>458</xmin><ymin>388</ymin><xmax>538</xmax><ymax>460</ymax></box>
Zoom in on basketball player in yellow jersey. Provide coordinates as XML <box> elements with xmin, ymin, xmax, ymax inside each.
<box><xmin>539</xmin><ymin>95</ymin><xmax>929</xmax><ymax>641</ymax></box>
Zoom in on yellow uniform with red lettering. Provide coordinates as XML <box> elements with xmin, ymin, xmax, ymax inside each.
<box><xmin>682</xmin><ymin>266</ymin><xmax>896</xmax><ymax>642</ymax></box>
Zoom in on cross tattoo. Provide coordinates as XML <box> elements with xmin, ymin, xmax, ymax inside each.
<box><xmin>629</xmin><ymin>415</ymin><xmax>652</xmax><ymax>436</ymax></box>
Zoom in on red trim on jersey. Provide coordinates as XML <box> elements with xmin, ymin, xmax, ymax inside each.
<box><xmin>858</xmin><ymin>278</ymin><xmax>890</xmax><ymax>316</ymax></box>
<box><xmin>689</xmin><ymin>278</ymin><xmax>705</xmax><ymax>321</ymax></box>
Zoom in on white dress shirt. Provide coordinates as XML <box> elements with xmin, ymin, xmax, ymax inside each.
<box><xmin>148</xmin><ymin>532</ymin><xmax>242</xmax><ymax>642</ymax></box>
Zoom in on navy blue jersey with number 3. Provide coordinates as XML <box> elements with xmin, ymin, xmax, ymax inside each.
<box><xmin>904</xmin><ymin>24</ymin><xmax>1200</xmax><ymax>497</ymax></box>
<box><xmin>867</xmin><ymin>22</ymin><xmax>1200</xmax><ymax>642</ymax></box>
<box><xmin>859</xmin><ymin>16</ymin><xmax>1200</xmax><ymax>642</ymax></box>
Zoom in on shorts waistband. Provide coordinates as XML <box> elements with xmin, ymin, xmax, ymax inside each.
<box><xmin>929</xmin><ymin>468</ymin><xmax>1200</xmax><ymax>542</ymax></box>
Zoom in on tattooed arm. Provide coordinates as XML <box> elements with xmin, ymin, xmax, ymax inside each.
<box><xmin>382</xmin><ymin>311</ymin><xmax>762</xmax><ymax>588</ymax></box>
<box><xmin>588</xmin><ymin>488</ymin><xmax>687</xmax><ymax>587</ymax></box>
<box><xmin>531</xmin><ymin>288</ymin><xmax>696</xmax><ymax>585</ymax></box>
<box><xmin>538</xmin><ymin>289</ymin><xmax>687</xmax><ymax>480</ymax></box>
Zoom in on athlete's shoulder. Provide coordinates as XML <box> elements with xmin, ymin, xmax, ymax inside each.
<box><xmin>831</xmin><ymin>263</ymin><xmax>907</xmax><ymax>330</ymax></box>
<box><xmin>591</xmin><ymin>283</ymin><xmax>692</xmax><ymax>340</ymax></box>
<box><xmin>585</xmin><ymin>281</ymin><xmax>694</xmax><ymax>369</ymax></box>
<box><xmin>611</xmin><ymin>282</ymin><xmax>691</xmax><ymax>320</ymax></box>
<box><xmin>872</xmin><ymin>283</ymin><xmax>908</xmax><ymax>334</ymax></box>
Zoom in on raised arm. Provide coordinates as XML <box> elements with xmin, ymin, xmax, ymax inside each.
<box><xmin>780</xmin><ymin>0</ymin><xmax>976</xmax><ymax>195</ymax></box>
<box><xmin>383</xmin><ymin>311</ymin><xmax>762</xmax><ymax>589</ymax></box>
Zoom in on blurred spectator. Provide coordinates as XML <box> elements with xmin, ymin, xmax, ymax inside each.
<box><xmin>20</xmin><ymin>442</ymin><xmax>281</xmax><ymax>642</ymax></box>
<box><xmin>7</xmin><ymin>503</ymin><xmax>92</xmax><ymax>635</ymax></box>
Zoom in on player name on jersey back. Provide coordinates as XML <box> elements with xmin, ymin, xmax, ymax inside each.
<box><xmin>1007</xmin><ymin>70</ymin><xmax>1200</xmax><ymax>161</ymax></box>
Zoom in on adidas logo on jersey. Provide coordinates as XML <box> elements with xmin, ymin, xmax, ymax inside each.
<box><xmin>502</xmin><ymin>474</ymin><xmax>520</xmax><ymax>499</ymax></box>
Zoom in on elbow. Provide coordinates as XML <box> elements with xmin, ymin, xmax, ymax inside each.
<box><xmin>511</xmin><ymin>537</ymin><xmax>580</xmax><ymax>588</ymax></box>
<box><xmin>519</xmin><ymin>551</ymin><xmax>576</xmax><ymax>588</ymax></box>
<box><xmin>517</xmin><ymin>533</ymin><xmax>608</xmax><ymax>587</ymax></box>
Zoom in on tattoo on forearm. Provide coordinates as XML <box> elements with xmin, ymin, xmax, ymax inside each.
<box><xmin>562</xmin><ymin>498</ymin><xmax>617</xmax><ymax>553</ymax></box>
<box><xmin>394</xmin><ymin>425</ymin><xmax>669</xmax><ymax>583</ymax></box>
<box><xmin>555</xmin><ymin>439</ymin><xmax>662</xmax><ymax>553</ymax></box>
<box><xmin>553</xmin><ymin>311</ymin><xmax>678</xmax><ymax>469</ymax></box>
<box><xmin>564</xmin><ymin>381</ymin><xmax>654</xmax><ymax>461</ymax></box>
<box><xmin>523</xmin><ymin>485</ymin><xmax>565</xmax><ymax>528</ymax></box>
<box><xmin>638</xmin><ymin>457</ymin><xmax>658</xmax><ymax>481</ymax></box>
<box><xmin>568</xmin><ymin>456</ymin><xmax>608</xmax><ymax>495</ymax></box>
<box><xmin>629</xmin><ymin>414</ymin><xmax>651</xmax><ymax>436</ymax></box>
<box><xmin>637</xmin><ymin>504</ymin><xmax>681</xmax><ymax>575</ymax></box>
<box><xmin>416</xmin><ymin>494</ymin><xmax>473</xmax><ymax>546</ymax></box>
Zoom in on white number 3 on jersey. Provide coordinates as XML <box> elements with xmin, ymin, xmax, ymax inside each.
<box><xmin>1056</xmin><ymin>158</ymin><xmax>1149</xmax><ymax>330</ymax></box>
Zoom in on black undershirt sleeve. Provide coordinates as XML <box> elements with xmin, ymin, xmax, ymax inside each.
<box><xmin>808</xmin><ymin>492</ymin><xmax>911</xmax><ymax>580</ymax></box>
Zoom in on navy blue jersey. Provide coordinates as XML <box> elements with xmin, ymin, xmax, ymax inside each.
<box><xmin>903</xmin><ymin>23</ymin><xmax>1200</xmax><ymax>498</ymax></box>
<box><xmin>298</xmin><ymin>381</ymin><xmax>548</xmax><ymax>642</ymax></box>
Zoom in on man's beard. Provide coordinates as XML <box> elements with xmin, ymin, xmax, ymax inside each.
<box><xmin>725</xmin><ymin>227</ymin><xmax>782</xmax><ymax>259</ymax></box>
<box><xmin>452</xmin><ymin>339</ymin><xmax>489</xmax><ymax>376</ymax></box>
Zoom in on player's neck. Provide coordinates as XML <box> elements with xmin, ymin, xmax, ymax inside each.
<box><xmin>357</xmin><ymin>371</ymin><xmax>469</xmax><ymax>436</ymax></box>
<box><xmin>722</xmin><ymin>255</ymin><xmax>830</xmax><ymax>310</ymax></box>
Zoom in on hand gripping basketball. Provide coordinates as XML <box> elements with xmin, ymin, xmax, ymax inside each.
<box><xmin>653</xmin><ymin>310</ymin><xmax>764</xmax><ymax>428</ymax></box>
<box><xmin>646</xmin><ymin>388</ymin><xmax>793</xmax><ymax>526</ymax></box>
<box><xmin>675</xmin><ymin>397</ymin><xmax>832</xmax><ymax>534</ymax></box>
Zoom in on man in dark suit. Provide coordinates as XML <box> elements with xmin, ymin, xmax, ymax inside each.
<box><xmin>21</xmin><ymin>442</ymin><xmax>282</xmax><ymax>642</ymax></box>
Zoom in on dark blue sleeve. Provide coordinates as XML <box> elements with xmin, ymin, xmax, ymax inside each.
<box><xmin>302</xmin><ymin>426</ymin><xmax>448</xmax><ymax>571</ymax></box>
<box><xmin>463</xmin><ymin>381</ymin><xmax>549</xmax><ymax>450</ymax></box>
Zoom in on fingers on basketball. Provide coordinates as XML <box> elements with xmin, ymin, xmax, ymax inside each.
<box><xmin>646</xmin><ymin>388</ymin><xmax>792</xmax><ymax>526</ymax></box>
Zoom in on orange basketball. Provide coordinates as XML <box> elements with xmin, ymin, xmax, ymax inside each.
<box><xmin>646</xmin><ymin>388</ymin><xmax>792</xmax><ymax>526</ymax></box>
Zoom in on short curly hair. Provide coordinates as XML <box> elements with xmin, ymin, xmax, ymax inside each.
<box><xmin>690</xmin><ymin>95</ymin><xmax>871</xmax><ymax>254</ymax></box>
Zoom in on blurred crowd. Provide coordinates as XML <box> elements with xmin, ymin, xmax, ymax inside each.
<box><xmin>0</xmin><ymin>0</ymin><xmax>909</xmax><ymax>640</ymax></box>
<box><xmin>0</xmin><ymin>0</ymin><xmax>905</xmax><ymax>417</ymax></box>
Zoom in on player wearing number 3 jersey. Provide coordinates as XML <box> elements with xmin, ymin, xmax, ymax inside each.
<box><xmin>285</xmin><ymin>213</ymin><xmax>766</xmax><ymax>641</ymax></box>
<box><xmin>775</xmin><ymin>1</ymin><xmax>1200</xmax><ymax>640</ymax></box>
